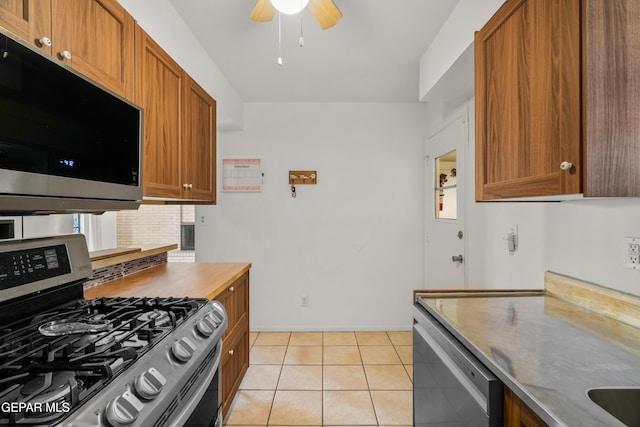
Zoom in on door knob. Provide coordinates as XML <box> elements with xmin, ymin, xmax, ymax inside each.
<box><xmin>37</xmin><ymin>37</ymin><xmax>52</xmax><ymax>47</ymax></box>
<box><xmin>58</xmin><ymin>50</ymin><xmax>72</xmax><ymax>60</ymax></box>
<box><xmin>451</xmin><ymin>255</ymin><xmax>464</xmax><ymax>264</ymax></box>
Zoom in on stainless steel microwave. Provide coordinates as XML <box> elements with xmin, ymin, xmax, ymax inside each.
<box><xmin>0</xmin><ymin>29</ymin><xmax>142</xmax><ymax>214</ymax></box>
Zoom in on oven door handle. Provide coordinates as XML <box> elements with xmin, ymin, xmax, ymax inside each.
<box><xmin>414</xmin><ymin>321</ymin><xmax>488</xmax><ymax>413</ymax></box>
<box><xmin>167</xmin><ymin>340</ymin><xmax>222</xmax><ymax>427</ymax></box>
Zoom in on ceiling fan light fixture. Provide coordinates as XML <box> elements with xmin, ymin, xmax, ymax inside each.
<box><xmin>269</xmin><ymin>0</ymin><xmax>310</xmax><ymax>15</ymax></box>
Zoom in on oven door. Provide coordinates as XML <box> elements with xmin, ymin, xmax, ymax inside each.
<box><xmin>168</xmin><ymin>341</ymin><xmax>222</xmax><ymax>427</ymax></box>
<box><xmin>413</xmin><ymin>304</ymin><xmax>502</xmax><ymax>427</ymax></box>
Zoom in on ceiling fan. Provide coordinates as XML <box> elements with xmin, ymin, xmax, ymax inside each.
<box><xmin>250</xmin><ymin>0</ymin><xmax>343</xmax><ymax>30</ymax></box>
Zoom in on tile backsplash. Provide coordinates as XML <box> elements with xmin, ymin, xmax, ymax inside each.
<box><xmin>84</xmin><ymin>253</ymin><xmax>167</xmax><ymax>289</ymax></box>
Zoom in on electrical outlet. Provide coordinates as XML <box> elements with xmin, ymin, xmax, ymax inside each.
<box><xmin>300</xmin><ymin>296</ymin><xmax>309</xmax><ymax>307</ymax></box>
<box><xmin>625</xmin><ymin>237</ymin><xmax>640</xmax><ymax>270</ymax></box>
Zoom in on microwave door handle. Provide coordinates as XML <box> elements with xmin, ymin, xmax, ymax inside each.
<box><xmin>414</xmin><ymin>322</ymin><xmax>488</xmax><ymax>413</ymax></box>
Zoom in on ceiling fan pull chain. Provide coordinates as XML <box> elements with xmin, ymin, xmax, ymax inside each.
<box><xmin>299</xmin><ymin>6</ymin><xmax>304</xmax><ymax>47</ymax></box>
<box><xmin>277</xmin><ymin>12</ymin><xmax>283</xmax><ymax>66</ymax></box>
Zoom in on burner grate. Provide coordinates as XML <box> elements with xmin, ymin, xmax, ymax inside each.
<box><xmin>0</xmin><ymin>296</ymin><xmax>207</xmax><ymax>426</ymax></box>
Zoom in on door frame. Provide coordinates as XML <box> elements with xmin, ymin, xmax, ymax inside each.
<box><xmin>424</xmin><ymin>103</ymin><xmax>470</xmax><ymax>289</ymax></box>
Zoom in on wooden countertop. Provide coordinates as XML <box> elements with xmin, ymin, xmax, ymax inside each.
<box><xmin>90</xmin><ymin>244</ymin><xmax>178</xmax><ymax>270</ymax></box>
<box><xmin>84</xmin><ymin>262</ymin><xmax>251</xmax><ymax>300</ymax></box>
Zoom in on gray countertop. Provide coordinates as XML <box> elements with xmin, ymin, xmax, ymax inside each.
<box><xmin>416</xmin><ymin>293</ymin><xmax>640</xmax><ymax>427</ymax></box>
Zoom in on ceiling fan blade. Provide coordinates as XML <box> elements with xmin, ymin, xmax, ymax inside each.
<box><xmin>250</xmin><ymin>0</ymin><xmax>276</xmax><ymax>22</ymax></box>
<box><xmin>308</xmin><ymin>0</ymin><xmax>342</xmax><ymax>30</ymax></box>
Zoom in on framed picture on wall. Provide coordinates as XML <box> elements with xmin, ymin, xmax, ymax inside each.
<box><xmin>222</xmin><ymin>158</ymin><xmax>263</xmax><ymax>192</ymax></box>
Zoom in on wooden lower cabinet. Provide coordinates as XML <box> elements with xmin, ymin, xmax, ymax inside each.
<box><xmin>504</xmin><ymin>387</ymin><xmax>548</xmax><ymax>427</ymax></box>
<box><xmin>215</xmin><ymin>272</ymin><xmax>250</xmax><ymax>420</ymax></box>
<box><xmin>220</xmin><ymin>321</ymin><xmax>249</xmax><ymax>419</ymax></box>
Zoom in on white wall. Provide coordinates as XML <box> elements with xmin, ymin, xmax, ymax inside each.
<box><xmin>419</xmin><ymin>0</ymin><xmax>505</xmax><ymax>101</ymax></box>
<box><xmin>196</xmin><ymin>103</ymin><xmax>426</xmax><ymax>331</ymax></box>
<box><xmin>117</xmin><ymin>0</ymin><xmax>244</xmax><ymax>130</ymax></box>
<box><xmin>545</xmin><ymin>199</ymin><xmax>640</xmax><ymax>295</ymax></box>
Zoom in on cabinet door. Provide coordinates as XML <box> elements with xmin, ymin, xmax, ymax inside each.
<box><xmin>51</xmin><ymin>0</ymin><xmax>134</xmax><ymax>98</ymax></box>
<box><xmin>218</xmin><ymin>273</ymin><xmax>249</xmax><ymax>341</ymax></box>
<box><xmin>475</xmin><ymin>0</ymin><xmax>581</xmax><ymax>200</ymax></box>
<box><xmin>220</xmin><ymin>327</ymin><xmax>249</xmax><ymax>420</ymax></box>
<box><xmin>216</xmin><ymin>273</ymin><xmax>250</xmax><ymax>420</ymax></box>
<box><xmin>504</xmin><ymin>387</ymin><xmax>548</xmax><ymax>427</ymax></box>
<box><xmin>0</xmin><ymin>0</ymin><xmax>51</xmax><ymax>55</ymax></box>
<box><xmin>135</xmin><ymin>25</ymin><xmax>183</xmax><ymax>199</ymax></box>
<box><xmin>182</xmin><ymin>76</ymin><xmax>216</xmax><ymax>202</ymax></box>
<box><xmin>583</xmin><ymin>0</ymin><xmax>640</xmax><ymax>197</ymax></box>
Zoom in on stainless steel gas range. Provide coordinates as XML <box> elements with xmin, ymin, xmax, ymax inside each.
<box><xmin>0</xmin><ymin>234</ymin><xmax>227</xmax><ymax>426</ymax></box>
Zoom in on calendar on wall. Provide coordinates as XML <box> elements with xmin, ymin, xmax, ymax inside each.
<box><xmin>222</xmin><ymin>158</ymin><xmax>263</xmax><ymax>192</ymax></box>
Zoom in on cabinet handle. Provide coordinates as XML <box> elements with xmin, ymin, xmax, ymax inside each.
<box><xmin>183</xmin><ymin>183</ymin><xmax>193</xmax><ymax>189</ymax></box>
<box><xmin>228</xmin><ymin>349</ymin><xmax>234</xmax><ymax>356</ymax></box>
<box><xmin>37</xmin><ymin>37</ymin><xmax>52</xmax><ymax>47</ymax></box>
<box><xmin>59</xmin><ymin>50</ymin><xmax>72</xmax><ymax>60</ymax></box>
<box><xmin>229</xmin><ymin>286</ymin><xmax>235</xmax><ymax>292</ymax></box>
<box><xmin>560</xmin><ymin>161</ymin><xmax>573</xmax><ymax>171</ymax></box>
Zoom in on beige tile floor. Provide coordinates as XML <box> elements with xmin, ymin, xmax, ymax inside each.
<box><xmin>224</xmin><ymin>331</ymin><xmax>413</xmax><ymax>427</ymax></box>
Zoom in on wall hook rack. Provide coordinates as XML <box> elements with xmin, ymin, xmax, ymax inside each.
<box><xmin>289</xmin><ymin>170</ymin><xmax>317</xmax><ymax>198</ymax></box>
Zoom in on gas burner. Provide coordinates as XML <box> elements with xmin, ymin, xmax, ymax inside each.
<box><xmin>73</xmin><ymin>331</ymin><xmax>116</xmax><ymax>349</ymax></box>
<box><xmin>137</xmin><ymin>309</ymin><xmax>172</xmax><ymax>327</ymax></box>
<box><xmin>20</xmin><ymin>371</ymin><xmax>76</xmax><ymax>407</ymax></box>
<box><xmin>95</xmin><ymin>333</ymin><xmax>116</xmax><ymax>347</ymax></box>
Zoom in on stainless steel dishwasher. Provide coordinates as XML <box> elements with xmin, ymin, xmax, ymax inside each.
<box><xmin>413</xmin><ymin>300</ymin><xmax>503</xmax><ymax>426</ymax></box>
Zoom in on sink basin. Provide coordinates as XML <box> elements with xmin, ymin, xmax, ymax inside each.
<box><xmin>587</xmin><ymin>388</ymin><xmax>640</xmax><ymax>426</ymax></box>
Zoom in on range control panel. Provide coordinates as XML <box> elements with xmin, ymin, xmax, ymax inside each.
<box><xmin>0</xmin><ymin>244</ymin><xmax>71</xmax><ymax>290</ymax></box>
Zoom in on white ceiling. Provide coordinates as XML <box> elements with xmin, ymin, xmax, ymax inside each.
<box><xmin>169</xmin><ymin>0</ymin><xmax>459</xmax><ymax>103</ymax></box>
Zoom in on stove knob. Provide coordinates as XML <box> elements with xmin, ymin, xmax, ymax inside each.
<box><xmin>104</xmin><ymin>391</ymin><xmax>144</xmax><ymax>427</ymax></box>
<box><xmin>206</xmin><ymin>311</ymin><xmax>222</xmax><ymax>326</ymax></box>
<box><xmin>134</xmin><ymin>367</ymin><xmax>167</xmax><ymax>400</ymax></box>
<box><xmin>171</xmin><ymin>337</ymin><xmax>196</xmax><ymax>362</ymax></box>
<box><xmin>196</xmin><ymin>318</ymin><xmax>214</xmax><ymax>337</ymax></box>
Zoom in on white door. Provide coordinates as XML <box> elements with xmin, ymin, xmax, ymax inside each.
<box><xmin>425</xmin><ymin>108</ymin><xmax>468</xmax><ymax>289</ymax></box>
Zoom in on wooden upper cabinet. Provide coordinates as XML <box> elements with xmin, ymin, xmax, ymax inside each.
<box><xmin>583</xmin><ymin>0</ymin><xmax>640</xmax><ymax>197</ymax></box>
<box><xmin>50</xmin><ymin>0</ymin><xmax>134</xmax><ymax>99</ymax></box>
<box><xmin>0</xmin><ymin>0</ymin><xmax>134</xmax><ymax>99</ymax></box>
<box><xmin>136</xmin><ymin>24</ymin><xmax>217</xmax><ymax>203</ymax></box>
<box><xmin>135</xmin><ymin>25</ymin><xmax>183</xmax><ymax>200</ymax></box>
<box><xmin>0</xmin><ymin>0</ymin><xmax>50</xmax><ymax>53</ymax></box>
<box><xmin>475</xmin><ymin>0</ymin><xmax>581</xmax><ymax>200</ymax></box>
<box><xmin>182</xmin><ymin>76</ymin><xmax>216</xmax><ymax>202</ymax></box>
<box><xmin>476</xmin><ymin>0</ymin><xmax>640</xmax><ymax>200</ymax></box>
